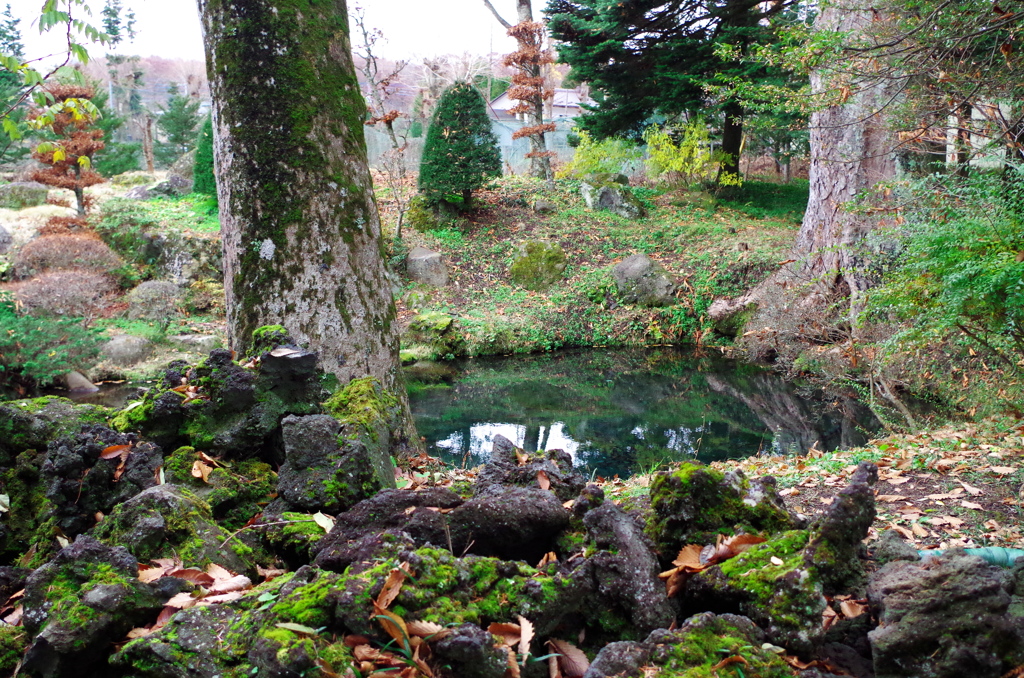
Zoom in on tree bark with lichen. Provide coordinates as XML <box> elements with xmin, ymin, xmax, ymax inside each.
<box><xmin>196</xmin><ymin>0</ymin><xmax>405</xmax><ymax>399</ymax></box>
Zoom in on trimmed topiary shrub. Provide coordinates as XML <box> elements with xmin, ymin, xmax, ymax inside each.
<box><xmin>13</xmin><ymin>234</ymin><xmax>122</xmax><ymax>279</ymax></box>
<box><xmin>13</xmin><ymin>269</ymin><xmax>117</xmax><ymax>318</ymax></box>
<box><xmin>418</xmin><ymin>82</ymin><xmax>501</xmax><ymax>209</ymax></box>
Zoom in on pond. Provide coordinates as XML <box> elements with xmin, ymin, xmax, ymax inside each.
<box><xmin>407</xmin><ymin>348</ymin><xmax>880</xmax><ymax>478</ymax></box>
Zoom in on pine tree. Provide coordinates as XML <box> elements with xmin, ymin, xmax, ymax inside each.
<box><xmin>418</xmin><ymin>82</ymin><xmax>502</xmax><ymax>208</ymax></box>
<box><xmin>156</xmin><ymin>83</ymin><xmax>201</xmax><ymax>166</ymax></box>
<box><xmin>193</xmin><ymin>114</ymin><xmax>215</xmax><ymax>197</ymax></box>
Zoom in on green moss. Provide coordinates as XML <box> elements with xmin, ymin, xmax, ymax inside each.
<box><xmin>509</xmin><ymin>241</ymin><xmax>568</xmax><ymax>291</ymax></box>
<box><xmin>651</xmin><ymin>619</ymin><xmax>793</xmax><ymax>677</ymax></box>
<box><xmin>248</xmin><ymin>324</ymin><xmax>291</xmax><ymax>357</ymax></box>
<box><xmin>0</xmin><ymin>626</ymin><xmax>28</xmax><ymax>674</ymax></box>
<box><xmin>163</xmin><ymin>446</ymin><xmax>200</xmax><ymax>484</ymax></box>
<box><xmin>648</xmin><ymin>462</ymin><xmax>794</xmax><ymax>552</ymax></box>
<box><xmin>323</xmin><ymin>376</ymin><xmax>398</xmax><ymax>444</ymax></box>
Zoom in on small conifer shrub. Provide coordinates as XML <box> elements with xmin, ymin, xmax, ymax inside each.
<box><xmin>418</xmin><ymin>82</ymin><xmax>501</xmax><ymax>209</ymax></box>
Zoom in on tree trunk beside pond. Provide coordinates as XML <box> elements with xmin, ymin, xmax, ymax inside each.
<box><xmin>197</xmin><ymin>0</ymin><xmax>404</xmax><ymax>397</ymax></box>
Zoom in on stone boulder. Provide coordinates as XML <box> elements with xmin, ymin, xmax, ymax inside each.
<box><xmin>169</xmin><ymin>149</ymin><xmax>196</xmax><ymax>180</ymax></box>
<box><xmin>580</xmin><ymin>174</ymin><xmax>646</xmax><ymax>219</ymax></box>
<box><xmin>406</xmin><ymin>246</ymin><xmax>449</xmax><ymax>287</ymax></box>
<box><xmin>0</xmin><ymin>181</ymin><xmax>49</xmax><ymax>209</ymax></box>
<box><xmin>112</xmin><ymin>344</ymin><xmax>328</xmax><ymax>460</ymax></box>
<box><xmin>581</xmin><ymin>500</ymin><xmax>675</xmax><ymax>634</ymax></box>
<box><xmin>92</xmin><ymin>484</ymin><xmax>257</xmax><ymax>574</ymax></box>
<box><xmin>0</xmin><ymin>397</ymin><xmax>109</xmax><ymax>463</ymax></box>
<box><xmin>448</xmin><ymin>485</ymin><xmax>570</xmax><ymax>563</ymax></box>
<box><xmin>708</xmin><ymin>296</ymin><xmax>758</xmax><ymax>338</ymax></box>
<box><xmin>532</xmin><ymin>198</ymin><xmax>558</xmax><ymax>214</ymax></box>
<box><xmin>124</xmin><ymin>184</ymin><xmax>151</xmax><ymax>200</ymax></box>
<box><xmin>583</xmin><ymin>613</ymin><xmax>793</xmax><ymax>678</ymax></box>
<box><xmin>433</xmin><ymin>623</ymin><xmax>508</xmax><ymax>678</ymax></box>
<box><xmin>509</xmin><ymin>240</ymin><xmax>567</xmax><ymax>291</ymax></box>
<box><xmin>612</xmin><ymin>253</ymin><xmax>676</xmax><ymax>307</ymax></box>
<box><xmin>312</xmin><ymin>487</ymin><xmax>463</xmax><ymax>571</ymax></box>
<box><xmin>475</xmin><ymin>433</ymin><xmax>585</xmax><ymax>502</ymax></box>
<box><xmin>100</xmin><ymin>334</ymin><xmax>153</xmax><ymax>367</ymax></box>
<box><xmin>125</xmin><ymin>280</ymin><xmax>183</xmax><ymax>320</ymax></box>
<box><xmin>274</xmin><ymin>414</ymin><xmax>393</xmax><ymax>515</ymax></box>
<box><xmin>803</xmin><ymin>461</ymin><xmax>877</xmax><ymax>592</ymax></box>
<box><xmin>149</xmin><ymin>174</ymin><xmax>192</xmax><ymax>197</ymax></box>
<box><xmin>647</xmin><ymin>461</ymin><xmax>800</xmax><ymax>556</ymax></box>
<box><xmin>402</xmin><ymin>311</ymin><xmax>463</xmax><ymax>361</ymax></box>
<box><xmin>686</xmin><ymin>529</ymin><xmax>828</xmax><ymax>654</ymax></box>
<box><xmin>21</xmin><ymin>536</ymin><xmax>164</xmax><ymax>678</ymax></box>
<box><xmin>868</xmin><ymin>551</ymin><xmax>1024</xmax><ymax>678</ymax></box>
<box><xmin>41</xmin><ymin>425</ymin><xmax>163</xmax><ymax>540</ymax></box>
<box><xmin>167</xmin><ymin>333</ymin><xmax>220</xmax><ymax>354</ymax></box>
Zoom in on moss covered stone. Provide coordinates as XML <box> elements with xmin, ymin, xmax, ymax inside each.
<box><xmin>0</xmin><ymin>396</ymin><xmax>109</xmax><ymax>465</ymax></box>
<box><xmin>509</xmin><ymin>240</ymin><xmax>568</xmax><ymax>291</ymax></box>
<box><xmin>645</xmin><ymin>612</ymin><xmax>794</xmax><ymax>677</ymax></box>
<box><xmin>0</xmin><ymin>625</ymin><xmax>28</xmax><ymax>674</ymax></box>
<box><xmin>402</xmin><ymin>310</ymin><xmax>464</xmax><ymax>361</ymax></box>
<box><xmin>92</xmin><ymin>485</ymin><xmax>262</xmax><ymax>574</ymax></box>
<box><xmin>687</xmin><ymin>530</ymin><xmax>826</xmax><ymax>654</ymax></box>
<box><xmin>648</xmin><ymin>461</ymin><xmax>797</xmax><ymax>556</ymax></box>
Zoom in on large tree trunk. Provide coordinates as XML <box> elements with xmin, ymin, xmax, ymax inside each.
<box><xmin>710</xmin><ymin>1</ymin><xmax>898</xmax><ymax>347</ymax></box>
<box><xmin>197</xmin><ymin>0</ymin><xmax>404</xmax><ymax>396</ymax></box>
<box><xmin>792</xmin><ymin>3</ymin><xmax>898</xmax><ymax>327</ymax></box>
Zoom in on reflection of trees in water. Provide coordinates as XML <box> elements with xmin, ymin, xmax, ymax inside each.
<box><xmin>704</xmin><ymin>373</ymin><xmax>875</xmax><ymax>455</ymax></box>
<box><xmin>407</xmin><ymin>348</ymin><xmax>878</xmax><ymax>477</ymax></box>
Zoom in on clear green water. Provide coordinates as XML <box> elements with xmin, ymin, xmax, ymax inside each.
<box><xmin>407</xmin><ymin>347</ymin><xmax>879</xmax><ymax>479</ymax></box>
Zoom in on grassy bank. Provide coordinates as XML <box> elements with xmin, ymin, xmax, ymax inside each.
<box><xmin>382</xmin><ymin>175</ymin><xmax>806</xmax><ymax>357</ymax></box>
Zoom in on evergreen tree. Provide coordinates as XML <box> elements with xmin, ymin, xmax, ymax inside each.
<box><xmin>545</xmin><ymin>0</ymin><xmax>799</xmax><ymax>177</ymax></box>
<box><xmin>156</xmin><ymin>83</ymin><xmax>201</xmax><ymax>166</ymax></box>
<box><xmin>193</xmin><ymin>114</ymin><xmax>216</xmax><ymax>197</ymax></box>
<box><xmin>91</xmin><ymin>87</ymin><xmax>141</xmax><ymax>176</ymax></box>
<box><xmin>419</xmin><ymin>82</ymin><xmax>502</xmax><ymax>208</ymax></box>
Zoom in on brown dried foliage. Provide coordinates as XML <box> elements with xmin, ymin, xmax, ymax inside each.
<box><xmin>13</xmin><ymin>234</ymin><xmax>122</xmax><ymax>279</ymax></box>
<box><xmin>513</xmin><ymin>123</ymin><xmax>557</xmax><ymax>140</ymax></box>
<box><xmin>12</xmin><ymin>269</ymin><xmax>117</xmax><ymax>317</ymax></box>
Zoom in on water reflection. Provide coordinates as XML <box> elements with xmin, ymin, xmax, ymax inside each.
<box><xmin>407</xmin><ymin>348</ymin><xmax>879</xmax><ymax>478</ymax></box>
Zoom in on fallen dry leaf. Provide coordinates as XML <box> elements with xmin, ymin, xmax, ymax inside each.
<box><xmin>547</xmin><ymin>638</ymin><xmax>589</xmax><ymax>677</ymax></box>
<box><xmin>518</xmin><ymin>615</ymin><xmax>534</xmax><ymax>662</ymax></box>
<box><xmin>206</xmin><ymin>574</ymin><xmax>251</xmax><ymax>595</ymax></box>
<box><xmin>488</xmin><ymin>622</ymin><xmax>521</xmax><ymax>647</ymax></box>
<box><xmin>164</xmin><ymin>592</ymin><xmax>198</xmax><ymax>609</ymax></box>
<box><xmin>313</xmin><ymin>511</ymin><xmax>335</xmax><ymax>533</ymax></box>
<box><xmin>100</xmin><ymin>444</ymin><xmax>131</xmax><ymax>460</ymax></box>
<box><xmin>373</xmin><ymin>600</ymin><xmax>409</xmax><ymax>649</ymax></box>
<box><xmin>191</xmin><ymin>460</ymin><xmax>214</xmax><ymax>483</ymax></box>
<box><xmin>839</xmin><ymin>599</ymin><xmax>868</xmax><ymax>618</ymax></box>
<box><xmin>876</xmin><ymin>495</ymin><xmax>907</xmax><ymax>502</ymax></box>
<box><xmin>126</xmin><ymin>627</ymin><xmax>152</xmax><ymax>639</ymax></box>
<box><xmin>376</xmin><ymin>564</ymin><xmax>409</xmax><ymax>610</ymax></box>
<box><xmin>407</xmin><ymin>620</ymin><xmax>448</xmax><ymax>639</ymax></box>
<box><xmin>960</xmin><ymin>500</ymin><xmax>984</xmax><ymax>510</ymax></box>
<box><xmin>770</xmin><ymin>556</ymin><xmax>784</xmax><ymax>566</ymax></box>
<box><xmin>168</xmin><ymin>569</ymin><xmax>215</xmax><ymax>587</ymax></box>
<box><xmin>912</xmin><ymin>523</ymin><xmax>930</xmax><ymax>538</ymax></box>
<box><xmin>990</xmin><ymin>466</ymin><xmax>1017</xmax><ymax>475</ymax></box>
<box><xmin>536</xmin><ymin>470</ymin><xmax>551</xmax><ymax>491</ymax></box>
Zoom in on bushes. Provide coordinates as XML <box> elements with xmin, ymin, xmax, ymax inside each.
<box><xmin>0</xmin><ymin>291</ymin><xmax>103</xmax><ymax>386</ymax></box>
<box><xmin>12</xmin><ymin>270</ymin><xmax>117</xmax><ymax>318</ymax></box>
<box><xmin>867</xmin><ymin>173</ymin><xmax>1024</xmax><ymax>367</ymax></box>
<box><xmin>193</xmin><ymin>115</ymin><xmax>216</xmax><ymax>198</ymax></box>
<box><xmin>560</xmin><ymin>130</ymin><xmax>642</xmax><ymax>178</ymax></box>
<box><xmin>13</xmin><ymin>234</ymin><xmax>122</xmax><ymax>279</ymax></box>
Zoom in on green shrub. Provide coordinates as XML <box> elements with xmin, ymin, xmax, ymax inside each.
<box><xmin>867</xmin><ymin>173</ymin><xmax>1024</xmax><ymax>366</ymax></box>
<box><xmin>0</xmin><ymin>291</ymin><xmax>103</xmax><ymax>386</ymax></box>
<box><xmin>643</xmin><ymin>121</ymin><xmax>721</xmax><ymax>186</ymax></box>
<box><xmin>418</xmin><ymin>82</ymin><xmax>501</xmax><ymax>207</ymax></box>
<box><xmin>559</xmin><ymin>130</ymin><xmax>642</xmax><ymax>178</ymax></box>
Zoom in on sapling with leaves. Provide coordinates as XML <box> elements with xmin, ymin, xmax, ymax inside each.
<box><xmin>30</xmin><ymin>83</ymin><xmax>105</xmax><ymax>218</ymax></box>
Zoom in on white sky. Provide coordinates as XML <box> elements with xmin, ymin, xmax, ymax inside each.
<box><xmin>8</xmin><ymin>0</ymin><xmax>522</xmax><ymax>64</ymax></box>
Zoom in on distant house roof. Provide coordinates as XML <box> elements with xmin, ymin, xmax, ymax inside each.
<box><xmin>488</xmin><ymin>88</ymin><xmax>593</xmax><ymax>121</ymax></box>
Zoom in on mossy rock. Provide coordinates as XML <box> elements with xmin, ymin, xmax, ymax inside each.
<box><xmin>687</xmin><ymin>530</ymin><xmax>826</xmax><ymax>654</ymax></box>
<box><xmin>0</xmin><ymin>396</ymin><xmax>109</xmax><ymax>466</ymax></box>
<box><xmin>0</xmin><ymin>448</ymin><xmax>50</xmax><ymax>565</ymax></box>
<box><xmin>116</xmin><ymin>547</ymin><xmax>583</xmax><ymax>676</ymax></box>
<box><xmin>113</xmin><ymin>346</ymin><xmax>328</xmax><ymax>460</ymax></box>
<box><xmin>21</xmin><ymin>536</ymin><xmax>164</xmax><ymax>676</ymax></box>
<box><xmin>647</xmin><ymin>461</ymin><xmax>798</xmax><ymax>556</ymax></box>
<box><xmin>644</xmin><ymin>612</ymin><xmax>794</xmax><ymax>677</ymax></box>
<box><xmin>509</xmin><ymin>240</ymin><xmax>567</xmax><ymax>291</ymax></box>
<box><xmin>0</xmin><ymin>625</ymin><xmax>27</xmax><ymax>674</ymax></box>
<box><xmin>162</xmin><ymin>446</ymin><xmax>277</xmax><ymax>530</ymax></box>
<box><xmin>92</xmin><ymin>484</ymin><xmax>264</xmax><ymax>575</ymax></box>
<box><xmin>403</xmin><ymin>311</ymin><xmax>464</xmax><ymax>360</ymax></box>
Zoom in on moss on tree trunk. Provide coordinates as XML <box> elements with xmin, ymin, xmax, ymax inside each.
<box><xmin>198</xmin><ymin>0</ymin><xmax>402</xmax><ymax>395</ymax></box>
